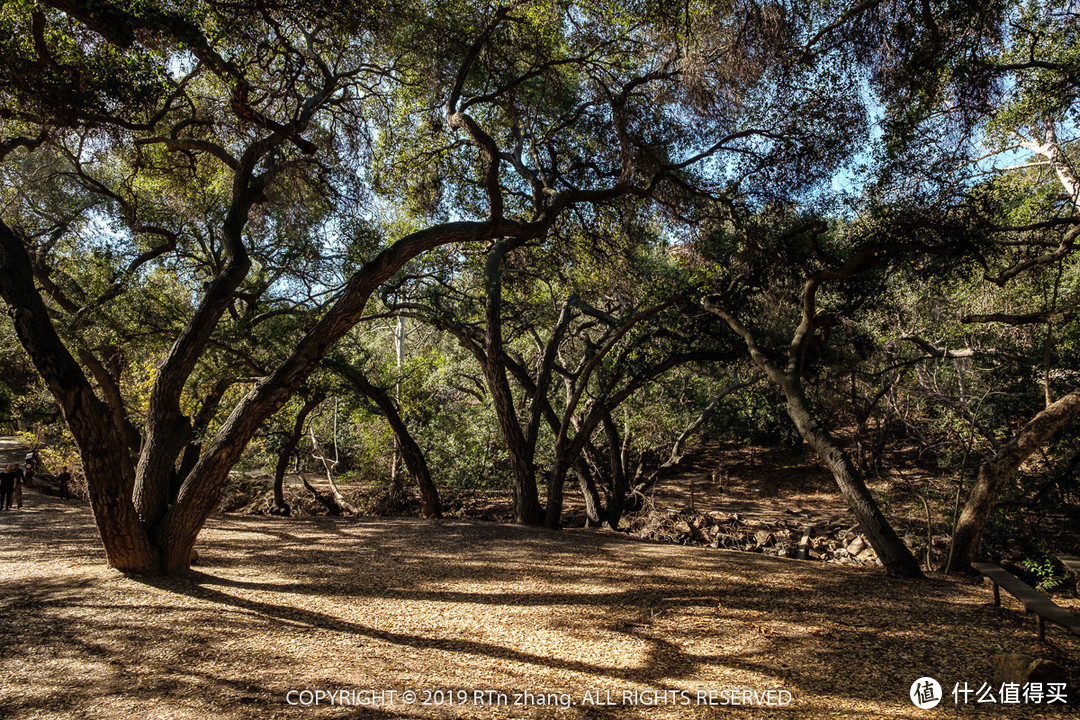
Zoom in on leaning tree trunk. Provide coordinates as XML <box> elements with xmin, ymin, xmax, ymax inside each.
<box><xmin>575</xmin><ymin>463</ymin><xmax>607</xmax><ymax>526</ymax></box>
<box><xmin>0</xmin><ymin>219</ymin><xmax>161</xmax><ymax>572</ymax></box>
<box><xmin>705</xmin><ymin>285</ymin><xmax>924</xmax><ymax>579</ymax></box>
<box><xmin>328</xmin><ymin>361</ymin><xmax>442</xmax><ymax>518</ymax></box>
<box><xmin>782</xmin><ymin>379</ymin><xmax>925</xmax><ymax>578</ymax></box>
<box><xmin>947</xmin><ymin>389</ymin><xmax>1080</xmax><ymax>572</ymax></box>
<box><xmin>148</xmin><ymin>220</ymin><xmax>519</xmax><ymax>572</ymax></box>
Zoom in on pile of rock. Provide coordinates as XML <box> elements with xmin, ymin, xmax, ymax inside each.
<box><xmin>624</xmin><ymin>507</ymin><xmax>882</xmax><ymax>567</ymax></box>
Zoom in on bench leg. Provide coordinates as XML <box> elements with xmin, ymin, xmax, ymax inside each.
<box><xmin>992</xmin><ymin>581</ymin><xmax>1000</xmax><ymax>606</ymax></box>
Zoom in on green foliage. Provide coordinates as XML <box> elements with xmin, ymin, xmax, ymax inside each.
<box><xmin>0</xmin><ymin>0</ymin><xmax>1077</xmax><ymax>565</ymax></box>
<box><xmin>1021</xmin><ymin>543</ymin><xmax>1065</xmax><ymax>593</ymax></box>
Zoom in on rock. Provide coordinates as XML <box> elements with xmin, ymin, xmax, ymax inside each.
<box><xmin>992</xmin><ymin>653</ymin><xmax>1070</xmax><ymax>688</ymax></box>
<box><xmin>846</xmin><ymin>537</ymin><xmax>867</xmax><ymax>556</ymax></box>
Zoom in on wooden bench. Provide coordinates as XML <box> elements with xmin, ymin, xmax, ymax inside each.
<box><xmin>972</xmin><ymin>562</ymin><xmax>1080</xmax><ymax>641</ymax></box>
<box><xmin>1060</xmin><ymin>554</ymin><xmax>1080</xmax><ymax>595</ymax></box>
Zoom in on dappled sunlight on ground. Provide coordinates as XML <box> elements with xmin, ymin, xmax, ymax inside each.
<box><xmin>0</xmin><ymin>491</ymin><xmax>1077</xmax><ymax>719</ymax></box>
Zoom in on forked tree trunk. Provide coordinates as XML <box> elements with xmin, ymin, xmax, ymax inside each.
<box><xmin>6</xmin><ymin>212</ymin><xmax>516</xmax><ymax>574</ymax></box>
<box><xmin>148</xmin><ymin>220</ymin><xmax>518</xmax><ymax>572</ymax></box>
<box><xmin>947</xmin><ymin>389</ymin><xmax>1080</xmax><ymax>572</ymax></box>
<box><xmin>443</xmin><ymin>319</ymin><xmax>608</xmax><ymax>525</ymax></box>
<box><xmin>0</xmin><ymin>220</ymin><xmax>161</xmax><ymax>572</ymax></box>
<box><xmin>705</xmin><ymin>296</ymin><xmax>924</xmax><ymax>578</ymax></box>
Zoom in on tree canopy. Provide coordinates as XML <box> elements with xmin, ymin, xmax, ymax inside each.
<box><xmin>1</xmin><ymin>0</ymin><xmax>1078</xmax><ymax>577</ymax></box>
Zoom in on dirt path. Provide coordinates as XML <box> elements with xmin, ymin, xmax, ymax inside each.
<box><xmin>0</xmin><ymin>435</ymin><xmax>28</xmax><ymax>467</ymax></box>
<box><xmin>1</xmin><ymin>488</ymin><xmax>1077</xmax><ymax>719</ymax></box>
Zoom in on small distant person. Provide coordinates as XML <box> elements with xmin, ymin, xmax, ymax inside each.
<box><xmin>0</xmin><ymin>465</ymin><xmax>14</xmax><ymax>510</ymax></box>
<box><xmin>56</xmin><ymin>467</ymin><xmax>71</xmax><ymax>500</ymax></box>
<box><xmin>13</xmin><ymin>463</ymin><xmax>24</xmax><ymax>508</ymax></box>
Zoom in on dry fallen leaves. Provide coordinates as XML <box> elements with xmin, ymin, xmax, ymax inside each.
<box><xmin>0</xmin><ymin>491</ymin><xmax>1077</xmax><ymax>720</ymax></box>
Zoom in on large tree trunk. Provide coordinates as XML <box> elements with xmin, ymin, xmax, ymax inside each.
<box><xmin>705</xmin><ymin>296</ymin><xmax>923</xmax><ymax>578</ymax></box>
<box><xmin>482</xmin><ymin>239</ymin><xmax>544</xmax><ymax>525</ymax></box>
<box><xmin>133</xmin><ymin>141</ymin><xmax>268</xmax><ymax>529</ymax></box>
<box><xmin>947</xmin><ymin>389</ymin><xmax>1080</xmax><ymax>572</ymax></box>
<box><xmin>782</xmin><ymin>379</ymin><xmax>925</xmax><ymax>578</ymax></box>
<box><xmin>0</xmin><ymin>219</ymin><xmax>160</xmax><ymax>573</ymax></box>
<box><xmin>152</xmin><ymin>220</ymin><xmax>517</xmax><ymax>571</ymax></box>
<box><xmin>5</xmin><ymin>212</ymin><xmax>513</xmax><ymax>573</ymax></box>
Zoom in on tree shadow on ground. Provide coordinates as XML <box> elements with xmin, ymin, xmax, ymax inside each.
<box><xmin>2</xmin><ymin>500</ymin><xmax>1078</xmax><ymax>719</ymax></box>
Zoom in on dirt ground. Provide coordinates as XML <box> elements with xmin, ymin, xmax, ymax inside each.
<box><xmin>646</xmin><ymin>442</ymin><xmax>855</xmax><ymax>522</ymax></box>
<box><xmin>2</xmin><ymin>481</ymin><xmax>1079</xmax><ymax>720</ymax></box>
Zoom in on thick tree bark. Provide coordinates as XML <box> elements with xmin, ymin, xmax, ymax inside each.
<box><xmin>328</xmin><ymin>361</ymin><xmax>442</xmax><ymax>518</ymax></box>
<box><xmin>947</xmin><ymin>389</ymin><xmax>1080</xmax><ymax>572</ymax></box>
<box><xmin>152</xmin><ymin>220</ymin><xmax>519</xmax><ymax>571</ymax></box>
<box><xmin>0</xmin><ymin>219</ymin><xmax>160</xmax><ymax>572</ymax></box>
<box><xmin>482</xmin><ymin>239</ymin><xmax>544</xmax><ymax>525</ymax></box>
<box><xmin>133</xmin><ymin>139</ymin><xmax>271</xmax><ymax>529</ymax></box>
<box><xmin>7</xmin><ymin>1</ymin><xmax>676</xmax><ymax>575</ymax></box>
<box><xmin>78</xmin><ymin>349</ymin><xmax>142</xmax><ymax>454</ymax></box>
